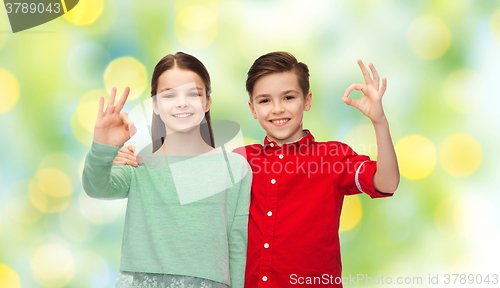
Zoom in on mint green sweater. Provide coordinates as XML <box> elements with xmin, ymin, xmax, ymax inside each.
<box><xmin>82</xmin><ymin>141</ymin><xmax>251</xmax><ymax>287</ymax></box>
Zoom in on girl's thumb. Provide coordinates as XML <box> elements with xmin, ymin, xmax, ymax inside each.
<box><xmin>342</xmin><ymin>96</ymin><xmax>352</xmax><ymax>106</ymax></box>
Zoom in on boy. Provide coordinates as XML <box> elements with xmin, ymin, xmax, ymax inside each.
<box><xmin>115</xmin><ymin>52</ymin><xmax>399</xmax><ymax>287</ymax></box>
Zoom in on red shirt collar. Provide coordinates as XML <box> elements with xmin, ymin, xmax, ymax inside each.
<box><xmin>263</xmin><ymin>129</ymin><xmax>315</xmax><ymax>154</ymax></box>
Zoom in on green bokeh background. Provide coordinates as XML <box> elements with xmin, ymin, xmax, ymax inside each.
<box><xmin>1</xmin><ymin>0</ymin><xmax>499</xmax><ymax>287</ymax></box>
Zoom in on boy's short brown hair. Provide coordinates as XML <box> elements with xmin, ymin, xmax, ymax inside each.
<box><xmin>246</xmin><ymin>51</ymin><xmax>310</xmax><ymax>101</ymax></box>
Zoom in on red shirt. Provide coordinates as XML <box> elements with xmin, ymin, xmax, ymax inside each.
<box><xmin>233</xmin><ymin>129</ymin><xmax>393</xmax><ymax>288</ymax></box>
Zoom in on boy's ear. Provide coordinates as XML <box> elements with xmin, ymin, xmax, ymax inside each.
<box><xmin>304</xmin><ymin>91</ymin><xmax>312</xmax><ymax>111</ymax></box>
<box><xmin>248</xmin><ymin>100</ymin><xmax>258</xmax><ymax>119</ymax></box>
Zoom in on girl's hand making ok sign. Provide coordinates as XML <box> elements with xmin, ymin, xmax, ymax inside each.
<box><xmin>342</xmin><ymin>60</ymin><xmax>387</xmax><ymax>124</ymax></box>
<box><xmin>93</xmin><ymin>86</ymin><xmax>137</xmax><ymax>147</ymax></box>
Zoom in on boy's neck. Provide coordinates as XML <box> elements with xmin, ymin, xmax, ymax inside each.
<box><xmin>266</xmin><ymin>128</ymin><xmax>306</xmax><ymax>146</ymax></box>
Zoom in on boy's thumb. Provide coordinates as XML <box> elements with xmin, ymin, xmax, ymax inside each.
<box><xmin>129</xmin><ymin>144</ymin><xmax>136</xmax><ymax>152</ymax></box>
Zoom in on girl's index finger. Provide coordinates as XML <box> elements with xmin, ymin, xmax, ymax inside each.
<box><xmin>115</xmin><ymin>86</ymin><xmax>130</xmax><ymax>113</ymax></box>
<box><xmin>369</xmin><ymin>62</ymin><xmax>380</xmax><ymax>90</ymax></box>
<box><xmin>357</xmin><ymin>59</ymin><xmax>373</xmax><ymax>85</ymax></box>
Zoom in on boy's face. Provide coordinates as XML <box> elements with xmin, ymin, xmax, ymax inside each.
<box><xmin>248</xmin><ymin>71</ymin><xmax>312</xmax><ymax>145</ymax></box>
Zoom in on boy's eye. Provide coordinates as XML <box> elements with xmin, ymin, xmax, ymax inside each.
<box><xmin>163</xmin><ymin>94</ymin><xmax>174</xmax><ymax>98</ymax></box>
<box><xmin>285</xmin><ymin>95</ymin><xmax>294</xmax><ymax>100</ymax></box>
<box><xmin>189</xmin><ymin>93</ymin><xmax>200</xmax><ymax>97</ymax></box>
<box><xmin>259</xmin><ymin>99</ymin><xmax>269</xmax><ymax>104</ymax></box>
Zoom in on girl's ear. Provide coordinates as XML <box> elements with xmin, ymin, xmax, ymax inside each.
<box><xmin>152</xmin><ymin>97</ymin><xmax>159</xmax><ymax>115</ymax></box>
<box><xmin>205</xmin><ymin>96</ymin><xmax>211</xmax><ymax>113</ymax></box>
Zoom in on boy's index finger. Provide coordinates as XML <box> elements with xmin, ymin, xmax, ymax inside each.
<box><xmin>115</xmin><ymin>86</ymin><xmax>130</xmax><ymax>113</ymax></box>
<box><xmin>357</xmin><ymin>59</ymin><xmax>373</xmax><ymax>85</ymax></box>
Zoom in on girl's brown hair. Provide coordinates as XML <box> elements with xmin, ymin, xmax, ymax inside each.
<box><xmin>246</xmin><ymin>51</ymin><xmax>310</xmax><ymax>101</ymax></box>
<box><xmin>150</xmin><ymin>52</ymin><xmax>215</xmax><ymax>152</ymax></box>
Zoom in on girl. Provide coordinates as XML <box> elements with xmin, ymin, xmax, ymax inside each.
<box><xmin>82</xmin><ymin>52</ymin><xmax>251</xmax><ymax>288</ymax></box>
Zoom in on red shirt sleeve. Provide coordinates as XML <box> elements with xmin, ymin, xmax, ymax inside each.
<box><xmin>332</xmin><ymin>142</ymin><xmax>393</xmax><ymax>199</ymax></box>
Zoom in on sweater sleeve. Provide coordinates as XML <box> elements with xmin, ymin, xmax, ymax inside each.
<box><xmin>227</xmin><ymin>156</ymin><xmax>252</xmax><ymax>288</ymax></box>
<box><xmin>82</xmin><ymin>140</ymin><xmax>132</xmax><ymax>199</ymax></box>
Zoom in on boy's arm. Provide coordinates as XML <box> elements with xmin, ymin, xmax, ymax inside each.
<box><xmin>372</xmin><ymin>117</ymin><xmax>399</xmax><ymax>193</ymax></box>
<box><xmin>343</xmin><ymin>60</ymin><xmax>400</xmax><ymax>194</ymax></box>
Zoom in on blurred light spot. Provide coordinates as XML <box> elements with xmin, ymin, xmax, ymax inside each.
<box><xmin>456</xmin><ymin>195</ymin><xmax>496</xmax><ymax>239</ymax></box>
<box><xmin>70</xmin><ymin>250</ymin><xmax>110</xmax><ymax>288</ymax></box>
<box><xmin>243</xmin><ymin>137</ymin><xmax>260</xmax><ymax>146</ymax></box>
<box><xmin>31</xmin><ymin>244</ymin><xmax>75</xmax><ymax>288</ymax></box>
<box><xmin>59</xmin><ymin>204</ymin><xmax>93</xmax><ymax>242</ymax></box>
<box><xmin>0</xmin><ymin>14</ymin><xmax>9</xmax><ymax>49</ymax></box>
<box><xmin>174</xmin><ymin>5</ymin><xmax>218</xmax><ymax>49</ymax></box>
<box><xmin>78</xmin><ymin>190</ymin><xmax>126</xmax><ymax>225</ymax></box>
<box><xmin>395</xmin><ymin>135</ymin><xmax>436</xmax><ymax>180</ymax></box>
<box><xmin>434</xmin><ymin>197</ymin><xmax>461</xmax><ymax>238</ymax></box>
<box><xmin>0</xmin><ymin>69</ymin><xmax>20</xmax><ymax>114</ymax></box>
<box><xmin>4</xmin><ymin>181</ymin><xmax>44</xmax><ymax>224</ymax></box>
<box><xmin>71</xmin><ymin>89</ymin><xmax>110</xmax><ymax>146</ymax></box>
<box><xmin>443</xmin><ymin>69</ymin><xmax>485</xmax><ymax>113</ymax></box>
<box><xmin>38</xmin><ymin>153</ymin><xmax>80</xmax><ymax>186</ymax></box>
<box><xmin>67</xmin><ymin>42</ymin><xmax>110</xmax><ymax>88</ymax></box>
<box><xmin>383</xmin><ymin>195</ymin><xmax>416</xmax><ymax>243</ymax></box>
<box><xmin>407</xmin><ymin>15</ymin><xmax>451</xmax><ymax>60</ymax></box>
<box><xmin>489</xmin><ymin>9</ymin><xmax>500</xmax><ymax>46</ymax></box>
<box><xmin>79</xmin><ymin>157</ymin><xmax>86</xmax><ymax>180</ymax></box>
<box><xmin>63</xmin><ymin>0</ymin><xmax>104</xmax><ymax>26</ymax></box>
<box><xmin>29</xmin><ymin>168</ymin><xmax>73</xmax><ymax>214</ymax></box>
<box><xmin>339</xmin><ymin>195</ymin><xmax>362</xmax><ymax>232</ymax></box>
<box><xmin>343</xmin><ymin>124</ymin><xmax>377</xmax><ymax>160</ymax></box>
<box><xmin>37</xmin><ymin>168</ymin><xmax>72</xmax><ymax>198</ymax></box>
<box><xmin>439</xmin><ymin>133</ymin><xmax>482</xmax><ymax>177</ymax></box>
<box><xmin>0</xmin><ymin>264</ymin><xmax>21</xmax><ymax>288</ymax></box>
<box><xmin>104</xmin><ymin>57</ymin><xmax>147</xmax><ymax>101</ymax></box>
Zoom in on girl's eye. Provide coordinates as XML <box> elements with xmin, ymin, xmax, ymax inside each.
<box><xmin>259</xmin><ymin>99</ymin><xmax>269</xmax><ymax>104</ymax></box>
<box><xmin>189</xmin><ymin>93</ymin><xmax>200</xmax><ymax>97</ymax></box>
<box><xmin>162</xmin><ymin>94</ymin><xmax>174</xmax><ymax>98</ymax></box>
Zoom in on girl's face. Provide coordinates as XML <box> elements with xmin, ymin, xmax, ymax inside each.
<box><xmin>153</xmin><ymin>67</ymin><xmax>210</xmax><ymax>135</ymax></box>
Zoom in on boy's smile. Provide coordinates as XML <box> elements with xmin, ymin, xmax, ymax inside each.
<box><xmin>248</xmin><ymin>71</ymin><xmax>312</xmax><ymax>145</ymax></box>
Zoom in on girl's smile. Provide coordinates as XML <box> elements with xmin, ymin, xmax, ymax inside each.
<box><xmin>172</xmin><ymin>112</ymin><xmax>195</xmax><ymax>119</ymax></box>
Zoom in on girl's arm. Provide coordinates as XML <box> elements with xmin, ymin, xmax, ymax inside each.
<box><xmin>82</xmin><ymin>86</ymin><xmax>135</xmax><ymax>199</ymax></box>
<box><xmin>227</xmin><ymin>156</ymin><xmax>252</xmax><ymax>288</ymax></box>
<box><xmin>343</xmin><ymin>60</ymin><xmax>400</xmax><ymax>193</ymax></box>
<box><xmin>82</xmin><ymin>140</ymin><xmax>132</xmax><ymax>199</ymax></box>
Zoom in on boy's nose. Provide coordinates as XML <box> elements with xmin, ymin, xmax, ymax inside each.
<box><xmin>272</xmin><ymin>105</ymin><xmax>285</xmax><ymax>114</ymax></box>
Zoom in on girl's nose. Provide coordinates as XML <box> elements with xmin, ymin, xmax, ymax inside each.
<box><xmin>176</xmin><ymin>94</ymin><xmax>188</xmax><ymax>108</ymax></box>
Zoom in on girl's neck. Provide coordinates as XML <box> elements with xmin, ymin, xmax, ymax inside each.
<box><xmin>159</xmin><ymin>127</ymin><xmax>214</xmax><ymax>156</ymax></box>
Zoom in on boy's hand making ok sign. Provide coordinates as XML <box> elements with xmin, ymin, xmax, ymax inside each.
<box><xmin>342</xmin><ymin>60</ymin><xmax>387</xmax><ymax>124</ymax></box>
<box><xmin>93</xmin><ymin>86</ymin><xmax>137</xmax><ymax>147</ymax></box>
